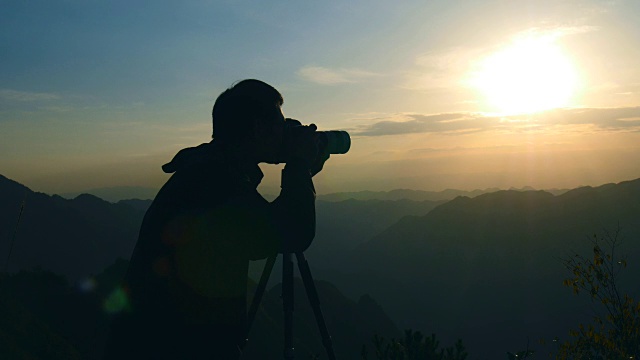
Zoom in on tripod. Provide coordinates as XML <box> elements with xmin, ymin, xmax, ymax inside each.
<box><xmin>244</xmin><ymin>252</ymin><xmax>337</xmax><ymax>360</ymax></box>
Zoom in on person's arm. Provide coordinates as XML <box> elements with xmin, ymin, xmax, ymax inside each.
<box><xmin>269</xmin><ymin>159</ymin><xmax>316</xmax><ymax>254</ymax></box>
<box><xmin>191</xmin><ymin>166</ymin><xmax>314</xmax><ymax>262</ymax></box>
<box><xmin>225</xmin><ymin>160</ymin><xmax>316</xmax><ymax>261</ymax></box>
<box><xmin>245</xmin><ymin>122</ymin><xmax>328</xmax><ymax>259</ymax></box>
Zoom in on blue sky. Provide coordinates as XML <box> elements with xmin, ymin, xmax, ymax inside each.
<box><xmin>2</xmin><ymin>0</ymin><xmax>639</xmax><ymax>196</ymax></box>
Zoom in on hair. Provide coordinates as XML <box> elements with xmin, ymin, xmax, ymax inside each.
<box><xmin>211</xmin><ymin>79</ymin><xmax>284</xmax><ymax>141</ymax></box>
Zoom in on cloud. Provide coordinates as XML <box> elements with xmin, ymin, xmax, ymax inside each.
<box><xmin>353</xmin><ymin>107</ymin><xmax>640</xmax><ymax>136</ymax></box>
<box><xmin>0</xmin><ymin>89</ymin><xmax>60</xmax><ymax>102</ymax></box>
<box><xmin>354</xmin><ymin>113</ymin><xmax>490</xmax><ymax>136</ymax></box>
<box><xmin>297</xmin><ymin>66</ymin><xmax>379</xmax><ymax>85</ymax></box>
<box><xmin>540</xmin><ymin>107</ymin><xmax>640</xmax><ymax>129</ymax></box>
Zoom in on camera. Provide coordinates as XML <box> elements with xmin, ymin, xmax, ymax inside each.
<box><xmin>315</xmin><ymin>130</ymin><xmax>351</xmax><ymax>155</ymax></box>
<box><xmin>281</xmin><ymin>119</ymin><xmax>351</xmax><ymax>161</ymax></box>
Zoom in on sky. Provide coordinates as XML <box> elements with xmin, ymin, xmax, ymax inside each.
<box><xmin>1</xmin><ymin>0</ymin><xmax>640</xmax><ymax>196</ymax></box>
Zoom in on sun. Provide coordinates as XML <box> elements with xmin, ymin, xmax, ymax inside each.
<box><xmin>470</xmin><ymin>36</ymin><xmax>578</xmax><ymax>115</ymax></box>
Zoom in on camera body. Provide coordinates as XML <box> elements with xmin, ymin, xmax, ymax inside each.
<box><xmin>281</xmin><ymin>119</ymin><xmax>350</xmax><ymax>164</ymax></box>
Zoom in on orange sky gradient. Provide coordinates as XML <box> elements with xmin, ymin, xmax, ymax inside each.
<box><xmin>1</xmin><ymin>0</ymin><xmax>639</xmax><ymax>197</ymax></box>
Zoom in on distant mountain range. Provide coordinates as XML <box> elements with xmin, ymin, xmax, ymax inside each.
<box><xmin>0</xmin><ymin>175</ymin><xmax>144</xmax><ymax>280</ymax></box>
<box><xmin>317</xmin><ymin>186</ymin><xmax>569</xmax><ymax>202</ymax></box>
<box><xmin>59</xmin><ymin>186</ymin><xmax>159</xmax><ymax>202</ymax></box>
<box><xmin>318</xmin><ymin>178</ymin><xmax>640</xmax><ymax>358</ymax></box>
<box><xmin>1</xmin><ymin>174</ymin><xmax>448</xmax><ymax>282</ymax></box>
<box><xmin>1</xmin><ymin>172</ymin><xmax>403</xmax><ymax>358</ymax></box>
<box><xmin>243</xmin><ymin>277</ymin><xmax>399</xmax><ymax>359</ymax></box>
<box><xmin>55</xmin><ymin>184</ymin><xmax>571</xmax><ymax>203</ymax></box>
<box><xmin>0</xmin><ymin>260</ymin><xmax>400</xmax><ymax>360</ymax></box>
<box><xmin>3</xmin><ymin>172</ymin><xmax>640</xmax><ymax>358</ymax></box>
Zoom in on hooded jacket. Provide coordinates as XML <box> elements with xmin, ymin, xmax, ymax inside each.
<box><xmin>104</xmin><ymin>141</ymin><xmax>316</xmax><ymax>359</ymax></box>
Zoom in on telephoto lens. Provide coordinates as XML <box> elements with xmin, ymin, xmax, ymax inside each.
<box><xmin>316</xmin><ymin>131</ymin><xmax>350</xmax><ymax>154</ymax></box>
<box><xmin>283</xmin><ymin>118</ymin><xmax>351</xmax><ymax>156</ymax></box>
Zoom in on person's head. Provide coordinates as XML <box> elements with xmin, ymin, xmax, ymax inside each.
<box><xmin>212</xmin><ymin>79</ymin><xmax>285</xmax><ymax>163</ymax></box>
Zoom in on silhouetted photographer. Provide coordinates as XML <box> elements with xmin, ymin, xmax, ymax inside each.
<box><xmin>104</xmin><ymin>79</ymin><xmax>348</xmax><ymax>359</ymax></box>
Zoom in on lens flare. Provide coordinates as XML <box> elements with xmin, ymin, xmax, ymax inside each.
<box><xmin>77</xmin><ymin>277</ymin><xmax>97</xmax><ymax>292</ymax></box>
<box><xmin>103</xmin><ymin>286</ymin><xmax>131</xmax><ymax>314</ymax></box>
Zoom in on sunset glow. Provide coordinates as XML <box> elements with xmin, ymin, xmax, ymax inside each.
<box><xmin>471</xmin><ymin>36</ymin><xmax>579</xmax><ymax>115</ymax></box>
<box><xmin>3</xmin><ymin>3</ymin><xmax>640</xmax><ymax>359</ymax></box>
<box><xmin>1</xmin><ymin>1</ymin><xmax>640</xmax><ymax>194</ymax></box>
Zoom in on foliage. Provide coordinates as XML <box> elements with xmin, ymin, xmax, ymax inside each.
<box><xmin>361</xmin><ymin>329</ymin><xmax>467</xmax><ymax>360</ymax></box>
<box><xmin>507</xmin><ymin>349</ymin><xmax>535</xmax><ymax>360</ymax></box>
<box><xmin>558</xmin><ymin>228</ymin><xmax>640</xmax><ymax>359</ymax></box>
<box><xmin>0</xmin><ymin>271</ymin><xmax>82</xmax><ymax>360</ymax></box>
<box><xmin>506</xmin><ymin>338</ymin><xmax>535</xmax><ymax>359</ymax></box>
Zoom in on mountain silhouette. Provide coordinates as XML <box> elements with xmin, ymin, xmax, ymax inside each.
<box><xmin>318</xmin><ymin>188</ymin><xmax>500</xmax><ymax>202</ymax></box>
<box><xmin>0</xmin><ymin>274</ymin><xmax>82</xmax><ymax>359</ymax></box>
<box><xmin>1</xmin><ymin>260</ymin><xmax>399</xmax><ymax>360</ymax></box>
<box><xmin>317</xmin><ymin>186</ymin><xmax>569</xmax><ymax>202</ymax></box>
<box><xmin>0</xmin><ymin>175</ymin><xmax>144</xmax><ymax>280</ymax></box>
<box><xmin>1</xmin><ymin>174</ymin><xmax>448</xmax><ymax>284</ymax></box>
<box><xmin>243</xmin><ymin>277</ymin><xmax>399</xmax><ymax>359</ymax></box>
<box><xmin>4</xmin><ymin>172</ymin><xmax>640</xmax><ymax>358</ymax></box>
<box><xmin>323</xmin><ymin>178</ymin><xmax>640</xmax><ymax>359</ymax></box>
<box><xmin>305</xmin><ymin>198</ymin><xmax>445</xmax><ymax>269</ymax></box>
<box><xmin>59</xmin><ymin>186</ymin><xmax>159</xmax><ymax>202</ymax></box>
<box><xmin>0</xmin><ymin>174</ymin><xmax>402</xmax><ymax>358</ymax></box>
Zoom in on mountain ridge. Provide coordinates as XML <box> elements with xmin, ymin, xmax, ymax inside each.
<box><xmin>325</xmin><ymin>177</ymin><xmax>640</xmax><ymax>359</ymax></box>
<box><xmin>0</xmin><ymin>175</ymin><xmax>144</xmax><ymax>281</ymax></box>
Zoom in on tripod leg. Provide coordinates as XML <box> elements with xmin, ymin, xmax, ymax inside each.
<box><xmin>295</xmin><ymin>252</ymin><xmax>337</xmax><ymax>360</ymax></box>
<box><xmin>282</xmin><ymin>252</ymin><xmax>295</xmax><ymax>360</ymax></box>
<box><xmin>244</xmin><ymin>254</ymin><xmax>277</xmax><ymax>349</ymax></box>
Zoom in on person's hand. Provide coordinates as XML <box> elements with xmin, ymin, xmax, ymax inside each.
<box><xmin>309</xmin><ymin>148</ymin><xmax>330</xmax><ymax>177</ymax></box>
<box><xmin>284</xmin><ymin>119</ymin><xmax>331</xmax><ymax>176</ymax></box>
<box><xmin>286</xmin><ymin>120</ymin><xmax>318</xmax><ymax>166</ymax></box>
